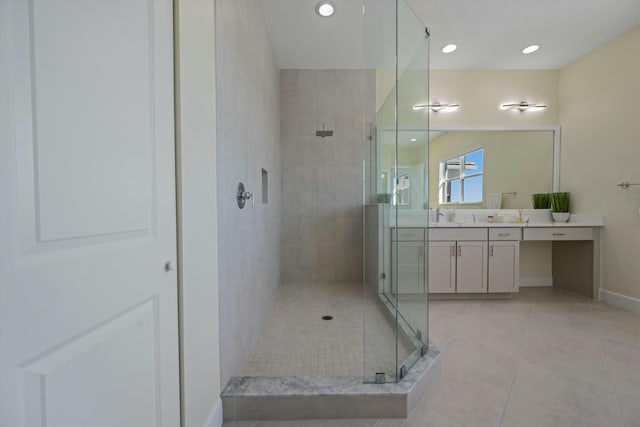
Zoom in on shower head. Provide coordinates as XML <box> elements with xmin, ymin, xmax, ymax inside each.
<box><xmin>316</xmin><ymin>130</ymin><xmax>334</xmax><ymax>137</ymax></box>
<box><xmin>315</xmin><ymin>123</ymin><xmax>334</xmax><ymax>138</ymax></box>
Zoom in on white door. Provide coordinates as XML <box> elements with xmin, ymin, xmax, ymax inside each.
<box><xmin>0</xmin><ymin>1</ymin><xmax>180</xmax><ymax>426</ymax></box>
<box><xmin>488</xmin><ymin>241</ymin><xmax>520</xmax><ymax>293</ymax></box>
<box><xmin>456</xmin><ymin>241</ymin><xmax>488</xmax><ymax>293</ymax></box>
<box><xmin>427</xmin><ymin>241</ymin><xmax>456</xmax><ymax>293</ymax></box>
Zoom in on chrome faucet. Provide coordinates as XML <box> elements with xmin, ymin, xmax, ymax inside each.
<box><xmin>434</xmin><ymin>207</ymin><xmax>444</xmax><ymax>223</ymax></box>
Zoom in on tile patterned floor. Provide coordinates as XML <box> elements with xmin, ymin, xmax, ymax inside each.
<box><xmin>241</xmin><ymin>282</ymin><xmax>415</xmax><ymax>379</ymax></box>
<box><xmin>229</xmin><ymin>287</ymin><xmax>640</xmax><ymax>426</ymax></box>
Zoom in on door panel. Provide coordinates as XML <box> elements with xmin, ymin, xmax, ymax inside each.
<box><xmin>488</xmin><ymin>242</ymin><xmax>520</xmax><ymax>293</ymax></box>
<box><xmin>456</xmin><ymin>241</ymin><xmax>488</xmax><ymax>293</ymax></box>
<box><xmin>427</xmin><ymin>241</ymin><xmax>456</xmax><ymax>293</ymax></box>
<box><xmin>22</xmin><ymin>300</ymin><xmax>159</xmax><ymax>427</ymax></box>
<box><xmin>0</xmin><ymin>1</ymin><xmax>179</xmax><ymax>426</ymax></box>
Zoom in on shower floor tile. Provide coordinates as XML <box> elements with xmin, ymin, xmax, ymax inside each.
<box><xmin>241</xmin><ymin>282</ymin><xmax>415</xmax><ymax>378</ymax></box>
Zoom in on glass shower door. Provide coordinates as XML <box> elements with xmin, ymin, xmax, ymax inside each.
<box><xmin>363</xmin><ymin>0</ymin><xmax>430</xmax><ymax>383</ymax></box>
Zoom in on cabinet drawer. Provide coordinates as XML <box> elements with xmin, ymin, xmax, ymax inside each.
<box><xmin>429</xmin><ymin>228</ymin><xmax>487</xmax><ymax>241</ymax></box>
<box><xmin>489</xmin><ymin>228</ymin><xmax>522</xmax><ymax>241</ymax></box>
<box><xmin>392</xmin><ymin>228</ymin><xmax>424</xmax><ymax>241</ymax></box>
<box><xmin>523</xmin><ymin>227</ymin><xmax>593</xmax><ymax>241</ymax></box>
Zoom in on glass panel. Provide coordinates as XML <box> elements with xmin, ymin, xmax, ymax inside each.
<box><xmin>465</xmin><ymin>149</ymin><xmax>483</xmax><ymax>175</ymax></box>
<box><xmin>449</xmin><ymin>180</ymin><xmax>460</xmax><ymax>203</ymax></box>
<box><xmin>363</xmin><ymin>0</ymin><xmax>429</xmax><ymax>384</ymax></box>
<box><xmin>463</xmin><ymin>175</ymin><xmax>483</xmax><ymax>203</ymax></box>
<box><xmin>394</xmin><ymin>0</ymin><xmax>430</xmax><ymax>381</ymax></box>
<box><xmin>445</xmin><ymin>158</ymin><xmax>461</xmax><ymax>180</ymax></box>
<box><xmin>363</xmin><ymin>0</ymin><xmax>399</xmax><ymax>384</ymax></box>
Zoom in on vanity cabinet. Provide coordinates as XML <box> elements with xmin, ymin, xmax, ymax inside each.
<box><xmin>488</xmin><ymin>228</ymin><xmax>521</xmax><ymax>293</ymax></box>
<box><xmin>428</xmin><ymin>228</ymin><xmax>488</xmax><ymax>294</ymax></box>
<box><xmin>387</xmin><ymin>222</ymin><xmax>601</xmax><ymax>299</ymax></box>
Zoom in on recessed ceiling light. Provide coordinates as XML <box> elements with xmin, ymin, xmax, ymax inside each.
<box><xmin>315</xmin><ymin>1</ymin><xmax>335</xmax><ymax>17</ymax></box>
<box><xmin>442</xmin><ymin>44</ymin><xmax>457</xmax><ymax>54</ymax></box>
<box><xmin>522</xmin><ymin>44</ymin><xmax>540</xmax><ymax>54</ymax></box>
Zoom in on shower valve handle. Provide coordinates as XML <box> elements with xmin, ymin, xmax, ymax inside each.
<box><xmin>236</xmin><ymin>182</ymin><xmax>254</xmax><ymax>208</ymax></box>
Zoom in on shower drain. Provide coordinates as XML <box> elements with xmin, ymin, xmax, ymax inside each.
<box><xmin>321</xmin><ymin>315</ymin><xmax>333</xmax><ymax>320</ymax></box>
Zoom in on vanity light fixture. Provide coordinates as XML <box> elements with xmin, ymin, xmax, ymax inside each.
<box><xmin>413</xmin><ymin>101</ymin><xmax>460</xmax><ymax>112</ymax></box>
<box><xmin>315</xmin><ymin>1</ymin><xmax>335</xmax><ymax>17</ymax></box>
<box><xmin>522</xmin><ymin>44</ymin><xmax>540</xmax><ymax>54</ymax></box>
<box><xmin>500</xmin><ymin>101</ymin><xmax>547</xmax><ymax>112</ymax></box>
<box><xmin>442</xmin><ymin>44</ymin><xmax>457</xmax><ymax>53</ymax></box>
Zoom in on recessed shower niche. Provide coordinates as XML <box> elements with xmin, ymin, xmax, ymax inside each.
<box><xmin>261</xmin><ymin>168</ymin><xmax>268</xmax><ymax>204</ymax></box>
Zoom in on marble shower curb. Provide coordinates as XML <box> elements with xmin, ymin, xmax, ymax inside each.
<box><xmin>221</xmin><ymin>342</ymin><xmax>441</xmax><ymax>421</ymax></box>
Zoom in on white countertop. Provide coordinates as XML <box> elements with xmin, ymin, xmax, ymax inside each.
<box><xmin>390</xmin><ymin>211</ymin><xmax>605</xmax><ymax>228</ymax></box>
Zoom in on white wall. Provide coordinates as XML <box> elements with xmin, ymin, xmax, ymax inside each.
<box><xmin>174</xmin><ymin>0</ymin><xmax>222</xmax><ymax>425</ymax></box>
<box><xmin>215</xmin><ymin>0</ymin><xmax>281</xmax><ymax>388</ymax></box>
<box><xmin>559</xmin><ymin>25</ymin><xmax>640</xmax><ymax>300</ymax></box>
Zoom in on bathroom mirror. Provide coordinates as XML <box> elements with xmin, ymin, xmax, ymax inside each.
<box><xmin>377</xmin><ymin>126</ymin><xmax>560</xmax><ymax>209</ymax></box>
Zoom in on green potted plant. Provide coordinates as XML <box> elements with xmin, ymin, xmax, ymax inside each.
<box><xmin>532</xmin><ymin>193</ymin><xmax>552</xmax><ymax>209</ymax></box>
<box><xmin>551</xmin><ymin>192</ymin><xmax>571</xmax><ymax>222</ymax></box>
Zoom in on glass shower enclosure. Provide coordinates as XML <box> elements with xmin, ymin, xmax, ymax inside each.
<box><xmin>363</xmin><ymin>0</ymin><xmax>430</xmax><ymax>383</ymax></box>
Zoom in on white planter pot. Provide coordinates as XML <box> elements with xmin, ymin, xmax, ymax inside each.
<box><xmin>552</xmin><ymin>212</ymin><xmax>570</xmax><ymax>222</ymax></box>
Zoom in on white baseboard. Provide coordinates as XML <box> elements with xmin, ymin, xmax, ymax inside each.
<box><xmin>599</xmin><ymin>289</ymin><xmax>640</xmax><ymax>314</ymax></box>
<box><xmin>204</xmin><ymin>398</ymin><xmax>223</xmax><ymax>427</ymax></box>
<box><xmin>519</xmin><ymin>276</ymin><xmax>553</xmax><ymax>287</ymax></box>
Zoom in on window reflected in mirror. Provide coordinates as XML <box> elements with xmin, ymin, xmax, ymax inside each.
<box><xmin>393</xmin><ymin>167</ymin><xmax>411</xmax><ymax>206</ymax></box>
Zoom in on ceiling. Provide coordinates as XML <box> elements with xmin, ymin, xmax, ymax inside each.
<box><xmin>262</xmin><ymin>0</ymin><xmax>640</xmax><ymax>70</ymax></box>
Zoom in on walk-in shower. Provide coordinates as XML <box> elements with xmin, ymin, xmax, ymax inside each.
<box><xmin>221</xmin><ymin>0</ymin><xmax>438</xmax><ymax>420</ymax></box>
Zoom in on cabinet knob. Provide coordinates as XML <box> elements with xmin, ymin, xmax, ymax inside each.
<box><xmin>164</xmin><ymin>261</ymin><xmax>177</xmax><ymax>272</ymax></box>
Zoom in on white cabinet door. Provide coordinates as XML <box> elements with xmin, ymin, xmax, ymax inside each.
<box><xmin>0</xmin><ymin>1</ymin><xmax>179</xmax><ymax>426</ymax></box>
<box><xmin>488</xmin><ymin>241</ymin><xmax>520</xmax><ymax>293</ymax></box>
<box><xmin>427</xmin><ymin>241</ymin><xmax>456</xmax><ymax>293</ymax></box>
<box><xmin>456</xmin><ymin>241</ymin><xmax>488</xmax><ymax>293</ymax></box>
<box><xmin>392</xmin><ymin>242</ymin><xmax>425</xmax><ymax>294</ymax></box>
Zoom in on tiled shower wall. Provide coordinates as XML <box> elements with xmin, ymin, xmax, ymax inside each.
<box><xmin>281</xmin><ymin>70</ymin><xmax>374</xmax><ymax>283</ymax></box>
<box><xmin>216</xmin><ymin>0</ymin><xmax>281</xmax><ymax>388</ymax></box>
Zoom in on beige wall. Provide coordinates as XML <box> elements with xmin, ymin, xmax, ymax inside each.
<box><xmin>215</xmin><ymin>0</ymin><xmax>282</xmax><ymax>388</ymax></box>
<box><xmin>430</xmin><ymin>70</ymin><xmax>559</xmax><ymax>127</ymax></box>
<box><xmin>377</xmin><ymin>69</ymin><xmax>559</xmax><ymax>127</ymax></box>
<box><xmin>559</xmin><ymin>25</ymin><xmax>640</xmax><ymax>299</ymax></box>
